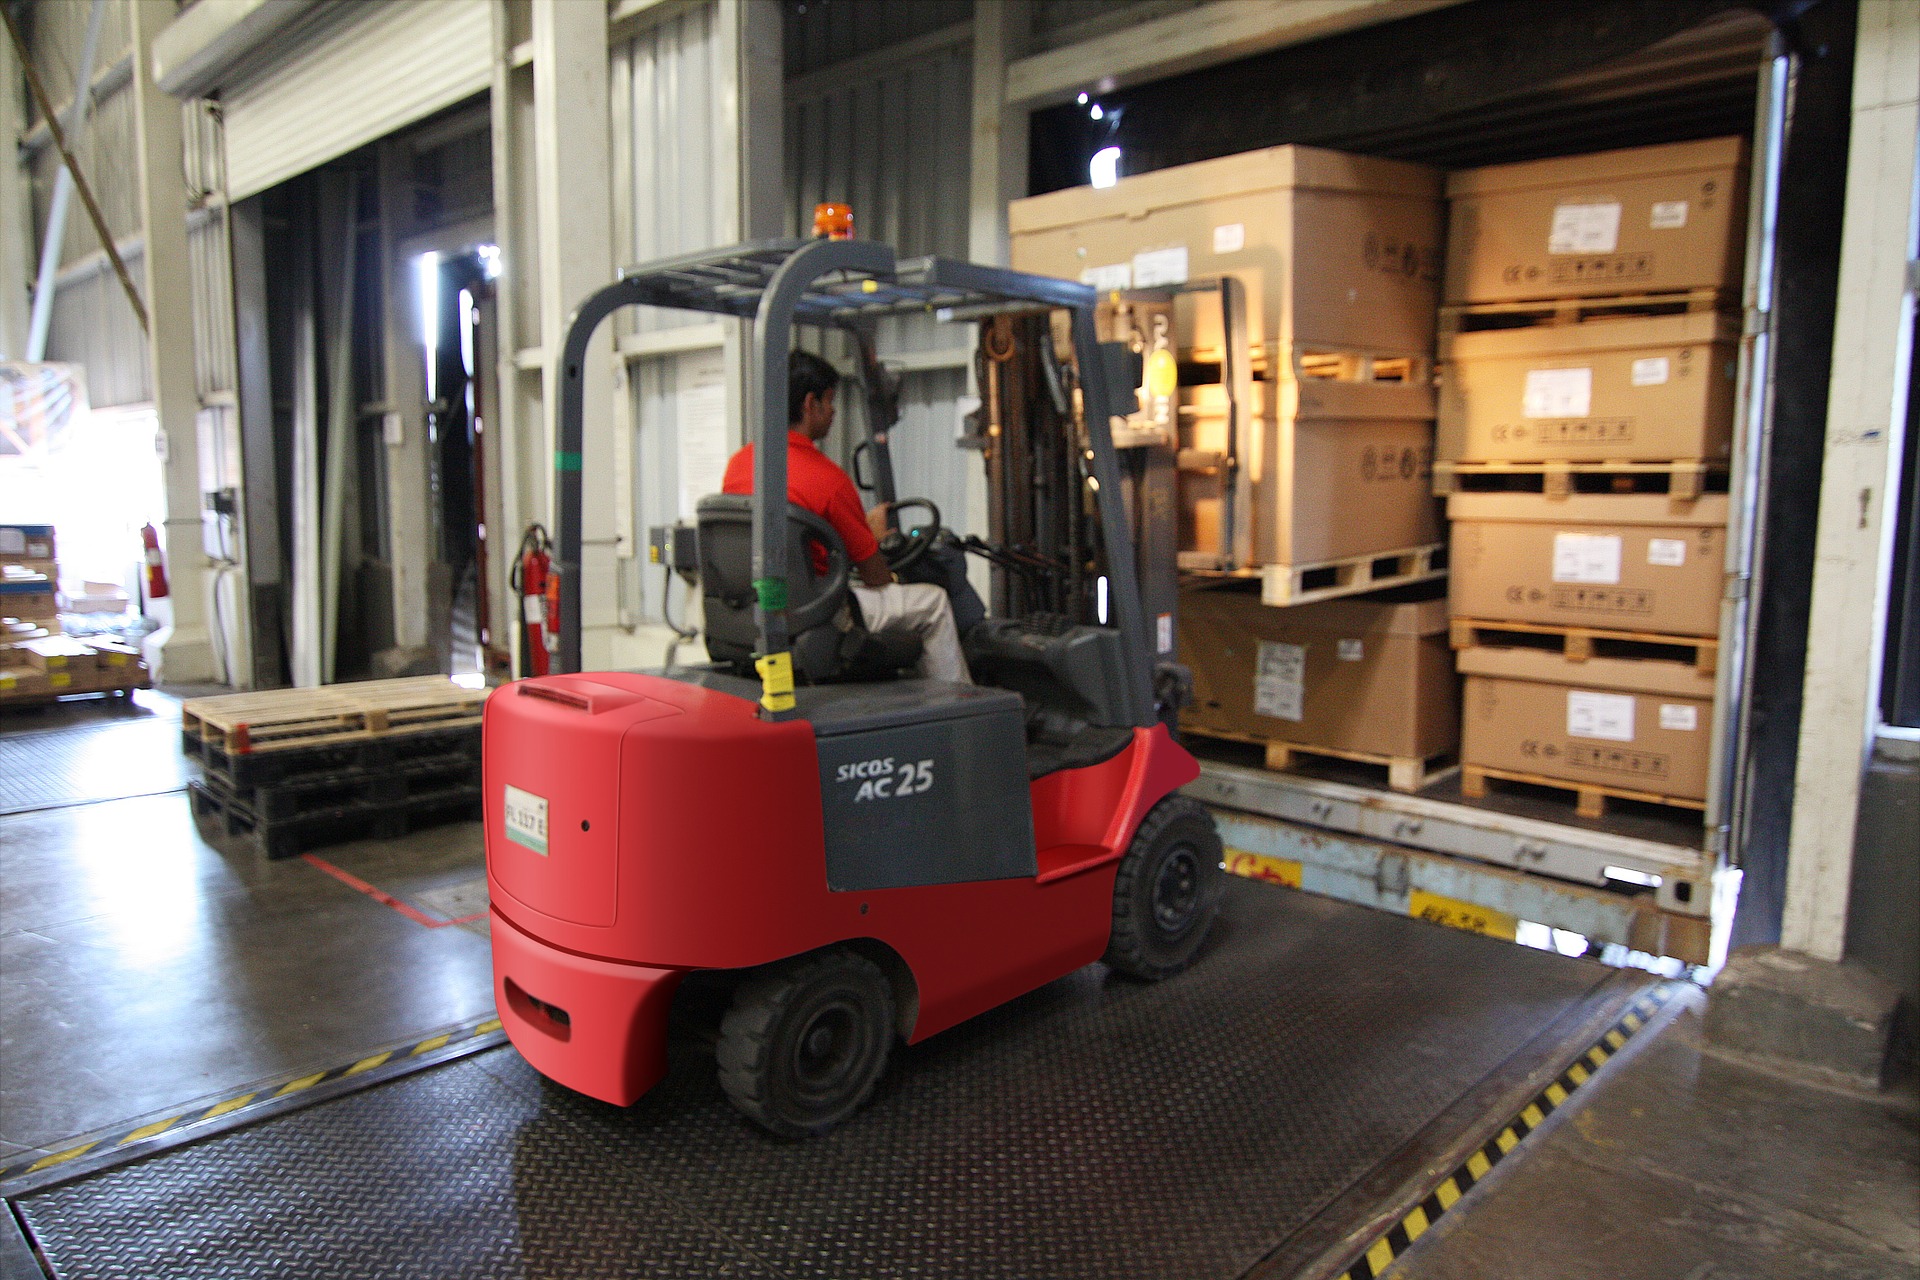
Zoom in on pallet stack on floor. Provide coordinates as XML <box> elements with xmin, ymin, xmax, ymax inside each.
<box><xmin>0</xmin><ymin>524</ymin><xmax>151</xmax><ymax>708</ymax></box>
<box><xmin>1010</xmin><ymin>146</ymin><xmax>1463</xmax><ymax>794</ymax></box>
<box><xmin>1438</xmin><ymin>138</ymin><xmax>1747</xmax><ymax>820</ymax></box>
<box><xmin>183</xmin><ymin>677</ymin><xmax>488</xmax><ymax>858</ymax></box>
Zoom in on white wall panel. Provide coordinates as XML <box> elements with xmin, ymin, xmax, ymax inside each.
<box><xmin>188</xmin><ymin>210</ymin><xmax>236</xmax><ymax>399</ymax></box>
<box><xmin>785</xmin><ymin>28</ymin><xmax>980</xmax><ymax>534</ymax></box>
<box><xmin>222</xmin><ymin>0</ymin><xmax>491</xmax><ymax>201</ymax></box>
<box><xmin>46</xmin><ymin>244</ymin><xmax>150</xmax><ymax>408</ymax></box>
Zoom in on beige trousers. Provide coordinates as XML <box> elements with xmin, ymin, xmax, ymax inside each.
<box><xmin>850</xmin><ymin>582</ymin><xmax>972</xmax><ymax>684</ymax></box>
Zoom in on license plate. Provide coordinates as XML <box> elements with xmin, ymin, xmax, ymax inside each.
<box><xmin>1408</xmin><ymin>889</ymin><xmax>1518</xmax><ymax>940</ymax></box>
<box><xmin>503</xmin><ymin>785</ymin><xmax>549</xmax><ymax>856</ymax></box>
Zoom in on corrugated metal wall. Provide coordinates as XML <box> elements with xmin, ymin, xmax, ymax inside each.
<box><xmin>784</xmin><ymin>21</ymin><xmax>980</xmax><ymax>536</ymax></box>
<box><xmin>783</xmin><ymin>0</ymin><xmax>969</xmax><ymax>79</ymax></box>
<box><xmin>44</xmin><ymin>246</ymin><xmax>149</xmax><ymax>408</ymax></box>
<box><xmin>610</xmin><ymin>4</ymin><xmax>738</xmax><ymax>625</ymax></box>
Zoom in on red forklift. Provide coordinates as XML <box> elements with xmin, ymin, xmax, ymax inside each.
<box><xmin>484</xmin><ymin>238</ymin><xmax>1223</xmax><ymax>1137</ymax></box>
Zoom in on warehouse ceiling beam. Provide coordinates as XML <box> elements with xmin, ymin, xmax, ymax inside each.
<box><xmin>1002</xmin><ymin>0</ymin><xmax>1463</xmax><ymax>110</ymax></box>
<box><xmin>149</xmin><ymin>0</ymin><xmax>327</xmax><ymax>97</ymax></box>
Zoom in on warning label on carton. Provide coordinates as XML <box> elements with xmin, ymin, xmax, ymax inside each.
<box><xmin>1660</xmin><ymin>704</ymin><xmax>1698</xmax><ymax>731</ymax></box>
<box><xmin>1523</xmin><ymin>368</ymin><xmax>1593</xmax><ymax>419</ymax></box>
<box><xmin>1553</xmin><ymin>532</ymin><xmax>1623</xmax><ymax>584</ymax></box>
<box><xmin>1568</xmin><ymin>690</ymin><xmax>1636</xmax><ymax>742</ymax></box>
<box><xmin>1631</xmin><ymin>356</ymin><xmax>1671</xmax><ymax>385</ymax></box>
<box><xmin>1337</xmin><ymin>639</ymin><xmax>1364</xmax><ymax>662</ymax></box>
<box><xmin>1213</xmin><ymin>223</ymin><xmax>1246</xmax><ymax>254</ymax></box>
<box><xmin>1080</xmin><ymin>262</ymin><xmax>1132</xmax><ymax>291</ymax></box>
<box><xmin>1549</xmin><ymin>202</ymin><xmax>1622</xmax><ymax>254</ymax></box>
<box><xmin>1551</xmin><ymin>254</ymin><xmax>1655</xmax><ymax>285</ymax></box>
<box><xmin>1650</xmin><ymin>200</ymin><xmax>1689</xmax><ymax>229</ymax></box>
<box><xmin>1566</xmin><ymin>743</ymin><xmax>1669</xmax><ymax>778</ymax></box>
<box><xmin>1132</xmin><ymin>246</ymin><xmax>1189</xmax><ymax>288</ymax></box>
<box><xmin>1551</xmin><ymin>586</ymin><xmax>1654</xmax><ymax>615</ymax></box>
<box><xmin>1647</xmin><ymin>538</ymin><xmax>1688</xmax><ymax>567</ymax></box>
<box><xmin>1254</xmin><ymin>641</ymin><xmax>1306</xmax><ymax>721</ymax></box>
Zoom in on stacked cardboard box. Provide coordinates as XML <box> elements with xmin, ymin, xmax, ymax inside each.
<box><xmin>1011</xmin><ymin>145</ymin><xmax>1446</xmax><ymax>578</ymax></box>
<box><xmin>1439</xmin><ymin>138</ymin><xmax>1747</xmax><ymax>815</ymax></box>
<box><xmin>0</xmin><ymin>524</ymin><xmax>150</xmax><ymax>706</ymax></box>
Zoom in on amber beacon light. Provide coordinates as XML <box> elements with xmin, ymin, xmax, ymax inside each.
<box><xmin>812</xmin><ymin>202</ymin><xmax>854</xmax><ymax>240</ymax></box>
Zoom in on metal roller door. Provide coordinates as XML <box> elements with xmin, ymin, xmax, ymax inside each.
<box><xmin>221</xmin><ymin>0</ymin><xmax>491</xmax><ymax>202</ymax></box>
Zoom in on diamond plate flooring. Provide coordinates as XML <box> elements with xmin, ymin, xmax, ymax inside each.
<box><xmin>16</xmin><ymin>881</ymin><xmax>1631</xmax><ymax>1280</ymax></box>
<box><xmin>0</xmin><ymin>711</ymin><xmax>195</xmax><ymax>815</ymax></box>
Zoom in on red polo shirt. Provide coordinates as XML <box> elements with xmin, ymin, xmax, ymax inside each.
<box><xmin>721</xmin><ymin>430</ymin><xmax>880</xmax><ymax>574</ymax></box>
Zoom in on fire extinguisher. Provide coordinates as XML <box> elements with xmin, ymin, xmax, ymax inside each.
<box><xmin>141</xmin><ymin>522</ymin><xmax>169</xmax><ymax>600</ymax></box>
<box><xmin>511</xmin><ymin>525</ymin><xmax>555</xmax><ymax>678</ymax></box>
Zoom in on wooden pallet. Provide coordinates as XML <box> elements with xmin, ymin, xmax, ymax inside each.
<box><xmin>1182</xmin><ymin>342</ymin><xmax>1431</xmax><ymax>386</ymax></box>
<box><xmin>181</xmin><ymin>676</ymin><xmax>488</xmax><ymax>754</ymax></box>
<box><xmin>1432</xmin><ymin>458</ymin><xmax>1726</xmax><ymax>502</ymax></box>
<box><xmin>1461</xmin><ymin>763</ymin><xmax>1706</xmax><ymax>820</ymax></box>
<box><xmin>189</xmin><ymin>778</ymin><xmax>481</xmax><ymax>860</ymax></box>
<box><xmin>1439</xmin><ymin>286</ymin><xmax>1732</xmax><ymax>337</ymax></box>
<box><xmin>1449</xmin><ymin>617</ymin><xmax>1718</xmax><ymax>676</ymax></box>
<box><xmin>1258</xmin><ymin>542</ymin><xmax>1446</xmax><ymax>607</ymax></box>
<box><xmin>1184</xmin><ymin>724</ymin><xmax>1457</xmax><ymax>793</ymax></box>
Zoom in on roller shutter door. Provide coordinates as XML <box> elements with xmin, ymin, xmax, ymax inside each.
<box><xmin>221</xmin><ymin>0</ymin><xmax>491</xmax><ymax>201</ymax></box>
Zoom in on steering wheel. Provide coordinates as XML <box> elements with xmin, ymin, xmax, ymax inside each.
<box><xmin>879</xmin><ymin>498</ymin><xmax>942</xmax><ymax>574</ymax></box>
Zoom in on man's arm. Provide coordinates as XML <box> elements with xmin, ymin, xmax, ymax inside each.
<box><xmin>855</xmin><ymin>552</ymin><xmax>893</xmax><ymax>588</ymax></box>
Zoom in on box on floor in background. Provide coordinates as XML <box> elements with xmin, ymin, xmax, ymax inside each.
<box><xmin>1459</xmin><ymin>644</ymin><xmax>1716</xmax><ymax>804</ymax></box>
<box><xmin>1439</xmin><ymin>310</ymin><xmax>1739</xmax><ymax>464</ymax></box>
<box><xmin>1011</xmin><ymin>144</ymin><xmax>1442</xmax><ymax>359</ymax></box>
<box><xmin>1180</xmin><ymin>379</ymin><xmax>1440</xmax><ymax>570</ymax></box>
<box><xmin>1449</xmin><ymin>491</ymin><xmax>1727</xmax><ymax>637</ymax></box>
<box><xmin>1179</xmin><ymin>585</ymin><xmax>1458</xmax><ymax>763</ymax></box>
<box><xmin>8</xmin><ymin>635</ymin><xmax>99</xmax><ymax>674</ymax></box>
<box><xmin>1445</xmin><ymin>137</ymin><xmax>1747</xmax><ymax>305</ymax></box>
<box><xmin>0</xmin><ymin>524</ymin><xmax>56</xmax><ymax>562</ymax></box>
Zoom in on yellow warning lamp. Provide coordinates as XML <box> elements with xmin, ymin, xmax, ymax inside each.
<box><xmin>813</xmin><ymin>202</ymin><xmax>854</xmax><ymax>240</ymax></box>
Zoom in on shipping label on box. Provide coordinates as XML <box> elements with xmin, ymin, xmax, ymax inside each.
<box><xmin>1254</xmin><ymin>641</ymin><xmax>1306</xmax><ymax>721</ymax></box>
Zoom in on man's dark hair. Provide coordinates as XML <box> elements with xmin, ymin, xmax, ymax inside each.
<box><xmin>788</xmin><ymin>349</ymin><xmax>841</xmax><ymax>425</ymax></box>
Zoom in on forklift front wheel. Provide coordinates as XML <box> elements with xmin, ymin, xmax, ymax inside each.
<box><xmin>717</xmin><ymin>947</ymin><xmax>895</xmax><ymax>1139</ymax></box>
<box><xmin>1103</xmin><ymin>795</ymin><xmax>1224</xmax><ymax>981</ymax></box>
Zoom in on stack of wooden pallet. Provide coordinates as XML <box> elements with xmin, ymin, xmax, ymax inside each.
<box><xmin>183</xmin><ymin>677</ymin><xmax>489</xmax><ymax>858</ymax></box>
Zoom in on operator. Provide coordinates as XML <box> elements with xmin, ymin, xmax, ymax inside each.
<box><xmin>721</xmin><ymin>350</ymin><xmax>972</xmax><ymax>684</ymax></box>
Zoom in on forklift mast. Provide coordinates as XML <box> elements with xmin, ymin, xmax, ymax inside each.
<box><xmin>549</xmin><ymin>238</ymin><xmax>1159</xmax><ymax>726</ymax></box>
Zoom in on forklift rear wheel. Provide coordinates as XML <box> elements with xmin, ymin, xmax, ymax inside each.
<box><xmin>717</xmin><ymin>948</ymin><xmax>895</xmax><ymax>1138</ymax></box>
<box><xmin>1103</xmin><ymin>795</ymin><xmax>1224</xmax><ymax>980</ymax></box>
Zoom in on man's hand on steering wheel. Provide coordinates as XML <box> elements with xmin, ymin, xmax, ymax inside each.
<box><xmin>874</xmin><ymin>498</ymin><xmax>942</xmax><ymax>574</ymax></box>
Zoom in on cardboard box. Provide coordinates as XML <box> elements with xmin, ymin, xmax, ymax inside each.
<box><xmin>10</xmin><ymin>635</ymin><xmax>98</xmax><ymax>673</ymax></box>
<box><xmin>1449</xmin><ymin>492</ymin><xmax>1726</xmax><ymax>637</ymax></box>
<box><xmin>0</xmin><ymin>666</ymin><xmax>50</xmax><ymax>699</ymax></box>
<box><xmin>1445</xmin><ymin>137</ymin><xmax>1747</xmax><ymax>304</ymax></box>
<box><xmin>0</xmin><ymin>524</ymin><xmax>56</xmax><ymax>562</ymax></box>
<box><xmin>1180</xmin><ymin>585</ymin><xmax>1458</xmax><ymax>760</ymax></box>
<box><xmin>1459</xmin><ymin>645</ymin><xmax>1716</xmax><ymax>801</ymax></box>
<box><xmin>1182</xmin><ymin>379</ymin><xmax>1441</xmax><ymax>567</ymax></box>
<box><xmin>1438</xmin><ymin>311</ymin><xmax>1739</xmax><ymax>463</ymax></box>
<box><xmin>1011</xmin><ymin>145</ymin><xmax>1442</xmax><ymax>358</ymax></box>
<box><xmin>0</xmin><ymin>581</ymin><xmax>57</xmax><ymax>621</ymax></box>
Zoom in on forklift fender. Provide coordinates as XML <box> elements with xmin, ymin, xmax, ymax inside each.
<box><xmin>491</xmin><ymin>906</ymin><xmax>685</xmax><ymax>1107</ymax></box>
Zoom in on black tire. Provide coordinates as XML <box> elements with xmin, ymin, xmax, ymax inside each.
<box><xmin>1103</xmin><ymin>794</ymin><xmax>1224</xmax><ymax>980</ymax></box>
<box><xmin>716</xmin><ymin>948</ymin><xmax>894</xmax><ymax>1138</ymax></box>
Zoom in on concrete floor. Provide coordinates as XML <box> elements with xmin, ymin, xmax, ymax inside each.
<box><xmin>0</xmin><ymin>688</ymin><xmax>495</xmax><ymax>1159</ymax></box>
<box><xmin>2</xmin><ymin>689</ymin><xmax>1916</xmax><ymax>1279</ymax></box>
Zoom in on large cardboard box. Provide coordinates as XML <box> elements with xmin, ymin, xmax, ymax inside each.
<box><xmin>1459</xmin><ymin>645</ymin><xmax>1716</xmax><ymax>801</ymax></box>
<box><xmin>1449</xmin><ymin>491</ymin><xmax>1727</xmax><ymax>637</ymax></box>
<box><xmin>0</xmin><ymin>580</ymin><xmax>57</xmax><ymax>621</ymax></box>
<box><xmin>1010</xmin><ymin>145</ymin><xmax>1442</xmax><ymax>358</ymax></box>
<box><xmin>1180</xmin><ymin>586</ymin><xmax>1458</xmax><ymax>761</ymax></box>
<box><xmin>1445</xmin><ymin>137</ymin><xmax>1747</xmax><ymax>304</ymax></box>
<box><xmin>1182</xmin><ymin>379</ymin><xmax>1440</xmax><ymax>568</ymax></box>
<box><xmin>1438</xmin><ymin>311</ymin><xmax>1739</xmax><ymax>463</ymax></box>
<box><xmin>0</xmin><ymin>524</ymin><xmax>56</xmax><ymax>562</ymax></box>
<box><xmin>10</xmin><ymin>635</ymin><xmax>98</xmax><ymax>673</ymax></box>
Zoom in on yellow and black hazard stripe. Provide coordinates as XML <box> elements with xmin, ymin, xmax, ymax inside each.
<box><xmin>1338</xmin><ymin>982</ymin><xmax>1679</xmax><ymax>1280</ymax></box>
<box><xmin>0</xmin><ymin>1015</ymin><xmax>505</xmax><ymax>1198</ymax></box>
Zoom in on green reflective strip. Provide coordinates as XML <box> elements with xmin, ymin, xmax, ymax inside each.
<box><xmin>555</xmin><ymin>451</ymin><xmax>583</xmax><ymax>472</ymax></box>
<box><xmin>753</xmin><ymin>577</ymin><xmax>789</xmax><ymax>611</ymax></box>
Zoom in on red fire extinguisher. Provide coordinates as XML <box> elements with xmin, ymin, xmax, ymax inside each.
<box><xmin>512</xmin><ymin>525</ymin><xmax>555</xmax><ymax>677</ymax></box>
<box><xmin>141</xmin><ymin>522</ymin><xmax>169</xmax><ymax>600</ymax></box>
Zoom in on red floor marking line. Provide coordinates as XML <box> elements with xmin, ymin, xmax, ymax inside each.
<box><xmin>300</xmin><ymin>854</ymin><xmax>474</xmax><ymax>929</ymax></box>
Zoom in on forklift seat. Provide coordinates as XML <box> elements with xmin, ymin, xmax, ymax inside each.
<box><xmin>696</xmin><ymin>494</ymin><xmax>922</xmax><ymax>684</ymax></box>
